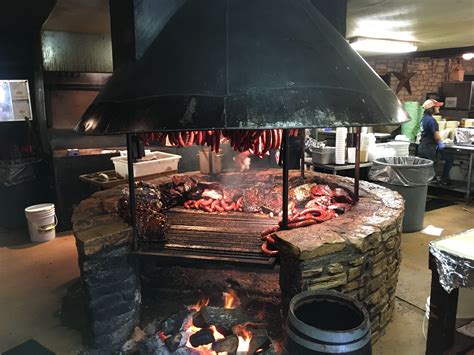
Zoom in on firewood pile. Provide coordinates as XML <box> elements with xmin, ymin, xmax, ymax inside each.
<box><xmin>130</xmin><ymin>284</ymin><xmax>278</xmax><ymax>354</ymax></box>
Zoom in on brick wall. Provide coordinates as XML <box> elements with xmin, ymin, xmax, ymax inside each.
<box><xmin>366</xmin><ymin>56</ymin><xmax>474</xmax><ymax>102</ymax></box>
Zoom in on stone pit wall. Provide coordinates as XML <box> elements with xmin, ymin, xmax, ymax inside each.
<box><xmin>275</xmin><ymin>175</ymin><xmax>404</xmax><ymax>344</ymax></box>
<box><xmin>72</xmin><ymin>189</ymin><xmax>140</xmax><ymax>351</ymax></box>
<box><xmin>279</xmin><ymin>225</ymin><xmax>401</xmax><ymax>344</ymax></box>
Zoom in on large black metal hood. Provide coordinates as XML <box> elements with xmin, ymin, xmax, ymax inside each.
<box><xmin>76</xmin><ymin>0</ymin><xmax>409</xmax><ymax>135</ymax></box>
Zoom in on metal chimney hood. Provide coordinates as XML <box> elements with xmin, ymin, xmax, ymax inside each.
<box><xmin>76</xmin><ymin>0</ymin><xmax>409</xmax><ymax>135</ymax></box>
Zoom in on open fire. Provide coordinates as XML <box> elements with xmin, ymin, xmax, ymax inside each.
<box><xmin>223</xmin><ymin>290</ymin><xmax>241</xmax><ymax>310</ymax></box>
<box><xmin>154</xmin><ymin>288</ymin><xmax>273</xmax><ymax>354</ymax></box>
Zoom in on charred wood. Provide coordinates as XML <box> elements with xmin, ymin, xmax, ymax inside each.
<box><xmin>192</xmin><ymin>306</ymin><xmax>211</xmax><ymax>329</ymax></box>
<box><xmin>189</xmin><ymin>328</ymin><xmax>215</xmax><ymax>347</ymax></box>
<box><xmin>248</xmin><ymin>333</ymin><xmax>271</xmax><ymax>354</ymax></box>
<box><xmin>193</xmin><ymin>306</ymin><xmax>262</xmax><ymax>334</ymax></box>
<box><xmin>199</xmin><ymin>280</ymin><xmax>226</xmax><ymax>307</ymax></box>
<box><xmin>164</xmin><ymin>333</ymin><xmax>183</xmax><ymax>352</ymax></box>
<box><xmin>212</xmin><ymin>334</ymin><xmax>239</xmax><ymax>353</ymax></box>
<box><xmin>160</xmin><ymin>309</ymin><xmax>189</xmax><ymax>335</ymax></box>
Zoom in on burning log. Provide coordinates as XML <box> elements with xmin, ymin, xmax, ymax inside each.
<box><xmin>212</xmin><ymin>334</ymin><xmax>239</xmax><ymax>353</ymax></box>
<box><xmin>192</xmin><ymin>306</ymin><xmax>258</xmax><ymax>333</ymax></box>
<box><xmin>160</xmin><ymin>309</ymin><xmax>189</xmax><ymax>335</ymax></box>
<box><xmin>192</xmin><ymin>306</ymin><xmax>211</xmax><ymax>329</ymax></box>
<box><xmin>164</xmin><ymin>333</ymin><xmax>183</xmax><ymax>352</ymax></box>
<box><xmin>248</xmin><ymin>333</ymin><xmax>272</xmax><ymax>354</ymax></box>
<box><xmin>198</xmin><ymin>280</ymin><xmax>226</xmax><ymax>308</ymax></box>
<box><xmin>189</xmin><ymin>328</ymin><xmax>215</xmax><ymax>347</ymax></box>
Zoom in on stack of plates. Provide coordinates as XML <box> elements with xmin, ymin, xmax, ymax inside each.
<box><xmin>335</xmin><ymin>127</ymin><xmax>347</xmax><ymax>164</ymax></box>
<box><xmin>387</xmin><ymin>141</ymin><xmax>409</xmax><ymax>157</ymax></box>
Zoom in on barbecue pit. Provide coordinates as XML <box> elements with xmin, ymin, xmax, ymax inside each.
<box><xmin>73</xmin><ymin>169</ymin><xmax>403</xmax><ymax>351</ymax></box>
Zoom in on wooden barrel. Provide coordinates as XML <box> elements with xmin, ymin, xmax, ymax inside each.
<box><xmin>284</xmin><ymin>290</ymin><xmax>372</xmax><ymax>354</ymax></box>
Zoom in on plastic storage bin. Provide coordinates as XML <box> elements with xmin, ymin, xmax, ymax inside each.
<box><xmin>111</xmin><ymin>151</ymin><xmax>181</xmax><ymax>178</ymax></box>
<box><xmin>311</xmin><ymin>147</ymin><xmax>336</xmax><ymax>164</ymax></box>
<box><xmin>119</xmin><ymin>149</ymin><xmax>151</xmax><ymax>157</ymax></box>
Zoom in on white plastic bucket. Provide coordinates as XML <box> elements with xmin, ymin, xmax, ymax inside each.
<box><xmin>24</xmin><ymin>203</ymin><xmax>57</xmax><ymax>243</ymax></box>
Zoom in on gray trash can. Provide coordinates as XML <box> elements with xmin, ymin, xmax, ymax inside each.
<box><xmin>369</xmin><ymin>157</ymin><xmax>435</xmax><ymax>232</ymax></box>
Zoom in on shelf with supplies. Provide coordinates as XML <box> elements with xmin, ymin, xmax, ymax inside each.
<box><xmin>437</xmin><ymin>144</ymin><xmax>474</xmax><ymax>204</ymax></box>
<box><xmin>304</xmin><ymin>158</ymin><xmax>373</xmax><ymax>175</ymax></box>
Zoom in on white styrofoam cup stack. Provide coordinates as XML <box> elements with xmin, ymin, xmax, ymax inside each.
<box><xmin>335</xmin><ymin>127</ymin><xmax>347</xmax><ymax>165</ymax></box>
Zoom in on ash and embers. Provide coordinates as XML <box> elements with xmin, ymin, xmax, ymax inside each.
<box><xmin>125</xmin><ymin>283</ymin><xmax>278</xmax><ymax>355</ymax></box>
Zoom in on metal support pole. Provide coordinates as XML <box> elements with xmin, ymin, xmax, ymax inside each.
<box><xmin>354</xmin><ymin>127</ymin><xmax>361</xmax><ymax>202</ymax></box>
<box><xmin>282</xmin><ymin>129</ymin><xmax>290</xmax><ymax>230</ymax></box>
<box><xmin>300</xmin><ymin>129</ymin><xmax>305</xmax><ymax>179</ymax></box>
<box><xmin>208</xmin><ymin>146</ymin><xmax>214</xmax><ymax>180</ymax></box>
<box><xmin>126</xmin><ymin>133</ymin><xmax>139</xmax><ymax>251</ymax></box>
<box><xmin>466</xmin><ymin>152</ymin><xmax>473</xmax><ymax>204</ymax></box>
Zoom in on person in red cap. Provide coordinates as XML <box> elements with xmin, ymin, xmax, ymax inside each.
<box><xmin>418</xmin><ymin>99</ymin><xmax>453</xmax><ymax>185</ymax></box>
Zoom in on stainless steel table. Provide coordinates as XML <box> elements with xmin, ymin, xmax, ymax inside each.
<box><xmin>304</xmin><ymin>158</ymin><xmax>373</xmax><ymax>175</ymax></box>
<box><xmin>444</xmin><ymin>144</ymin><xmax>474</xmax><ymax>204</ymax></box>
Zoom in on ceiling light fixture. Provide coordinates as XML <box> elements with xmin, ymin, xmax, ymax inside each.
<box><xmin>349</xmin><ymin>37</ymin><xmax>418</xmax><ymax>53</ymax></box>
<box><xmin>462</xmin><ymin>53</ymin><xmax>474</xmax><ymax>60</ymax></box>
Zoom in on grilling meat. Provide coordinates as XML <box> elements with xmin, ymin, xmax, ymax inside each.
<box><xmin>242</xmin><ymin>185</ymin><xmax>266</xmax><ymax>213</ymax></box>
<box><xmin>333</xmin><ymin>187</ymin><xmax>353</xmax><ymax>203</ymax></box>
<box><xmin>310</xmin><ymin>184</ymin><xmax>333</xmax><ymax>197</ymax></box>
<box><xmin>201</xmin><ymin>189</ymin><xmax>223</xmax><ymax>200</ymax></box>
<box><xmin>290</xmin><ymin>183</ymin><xmax>317</xmax><ymax>206</ymax></box>
<box><xmin>118</xmin><ymin>198</ymin><xmax>169</xmax><ymax>242</ymax></box>
<box><xmin>121</xmin><ymin>181</ymin><xmax>163</xmax><ymax>209</ymax></box>
<box><xmin>160</xmin><ymin>176</ymin><xmax>199</xmax><ymax>207</ymax></box>
<box><xmin>305</xmin><ymin>195</ymin><xmax>333</xmax><ymax>208</ymax></box>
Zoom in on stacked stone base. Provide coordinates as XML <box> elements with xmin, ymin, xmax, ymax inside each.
<box><xmin>276</xmin><ymin>175</ymin><xmax>404</xmax><ymax>343</ymax></box>
<box><xmin>73</xmin><ymin>190</ymin><xmax>140</xmax><ymax>351</ymax></box>
<box><xmin>279</xmin><ymin>227</ymin><xmax>401</xmax><ymax>343</ymax></box>
<box><xmin>78</xmin><ymin>245</ymin><xmax>140</xmax><ymax>350</ymax></box>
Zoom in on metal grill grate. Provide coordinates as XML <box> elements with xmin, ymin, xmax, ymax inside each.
<box><xmin>137</xmin><ymin>207</ymin><xmax>278</xmax><ymax>267</ymax></box>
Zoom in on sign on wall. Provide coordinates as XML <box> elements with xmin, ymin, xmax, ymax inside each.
<box><xmin>0</xmin><ymin>80</ymin><xmax>33</xmax><ymax>122</ymax></box>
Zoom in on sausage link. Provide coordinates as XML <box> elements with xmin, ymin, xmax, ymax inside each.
<box><xmin>261</xmin><ymin>225</ymin><xmax>279</xmax><ymax>237</ymax></box>
<box><xmin>202</xmin><ymin>198</ymin><xmax>214</xmax><ymax>206</ymax></box>
<box><xmin>281</xmin><ymin>214</ymin><xmax>315</xmax><ymax>226</ymax></box>
<box><xmin>214</xmin><ymin>130</ymin><xmax>220</xmax><ymax>153</ymax></box>
<box><xmin>227</xmin><ymin>202</ymin><xmax>237</xmax><ymax>212</ymax></box>
<box><xmin>212</xmin><ymin>200</ymin><xmax>224</xmax><ymax>212</ymax></box>
<box><xmin>295</xmin><ymin>207</ymin><xmax>325</xmax><ymax>218</ymax></box>
<box><xmin>287</xmin><ymin>219</ymin><xmax>317</xmax><ymax>229</ymax></box>
<box><xmin>201</xmin><ymin>205</ymin><xmax>213</xmax><ymax>213</ymax></box>
<box><xmin>265</xmin><ymin>235</ymin><xmax>276</xmax><ymax>244</ymax></box>
<box><xmin>261</xmin><ymin>241</ymin><xmax>279</xmax><ymax>256</ymax></box>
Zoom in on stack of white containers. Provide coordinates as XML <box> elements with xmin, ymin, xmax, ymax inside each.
<box><xmin>464</xmin><ymin>119</ymin><xmax>474</xmax><ymax>127</ymax></box>
<box><xmin>335</xmin><ymin>127</ymin><xmax>347</xmax><ymax>164</ymax></box>
<box><xmin>387</xmin><ymin>141</ymin><xmax>410</xmax><ymax>157</ymax></box>
<box><xmin>360</xmin><ymin>133</ymin><xmax>375</xmax><ymax>162</ymax></box>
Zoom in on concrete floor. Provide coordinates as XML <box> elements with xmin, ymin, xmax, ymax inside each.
<box><xmin>0</xmin><ymin>200</ymin><xmax>473</xmax><ymax>354</ymax></box>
